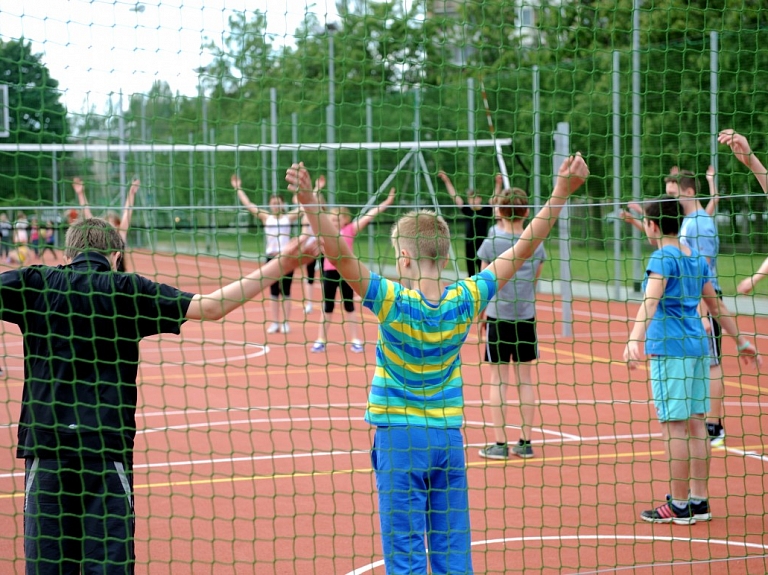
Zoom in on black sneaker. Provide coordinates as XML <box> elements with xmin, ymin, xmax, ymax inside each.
<box><xmin>511</xmin><ymin>439</ymin><xmax>534</xmax><ymax>459</ymax></box>
<box><xmin>707</xmin><ymin>422</ymin><xmax>725</xmax><ymax>447</ymax></box>
<box><xmin>665</xmin><ymin>494</ymin><xmax>711</xmax><ymax>521</ymax></box>
<box><xmin>641</xmin><ymin>502</ymin><xmax>696</xmax><ymax>525</ymax></box>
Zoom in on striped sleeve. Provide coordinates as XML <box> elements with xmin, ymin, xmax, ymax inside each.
<box><xmin>362</xmin><ymin>272</ymin><xmax>399</xmax><ymax>322</ymax></box>
<box><xmin>461</xmin><ymin>268</ymin><xmax>497</xmax><ymax>318</ymax></box>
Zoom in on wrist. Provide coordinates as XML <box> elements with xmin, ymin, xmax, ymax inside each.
<box><xmin>738</xmin><ymin>338</ymin><xmax>751</xmax><ymax>351</ymax></box>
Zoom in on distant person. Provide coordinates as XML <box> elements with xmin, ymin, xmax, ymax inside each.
<box><xmin>232</xmin><ymin>174</ymin><xmax>302</xmax><ymax>334</ymax></box>
<box><xmin>39</xmin><ymin>221</ymin><xmax>57</xmax><ymax>264</ymax></box>
<box><xmin>0</xmin><ymin>213</ymin><xmax>12</xmax><ymax>260</ymax></box>
<box><xmin>14</xmin><ymin>212</ymin><xmax>29</xmax><ymax>247</ymax></box>
<box><xmin>438</xmin><ymin>171</ymin><xmax>501</xmax><ymax>277</ymax></box>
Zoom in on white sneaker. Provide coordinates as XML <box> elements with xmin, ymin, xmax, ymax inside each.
<box><xmin>305</xmin><ymin>303</ymin><xmax>313</xmax><ymax>314</ymax></box>
<box><xmin>266</xmin><ymin>322</ymin><xmax>280</xmax><ymax>334</ymax></box>
<box><xmin>350</xmin><ymin>340</ymin><xmax>364</xmax><ymax>354</ymax></box>
<box><xmin>311</xmin><ymin>341</ymin><xmax>326</xmax><ymax>353</ymax></box>
<box><xmin>280</xmin><ymin>322</ymin><xmax>290</xmax><ymax>334</ymax></box>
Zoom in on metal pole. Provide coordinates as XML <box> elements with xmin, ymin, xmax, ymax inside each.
<box><xmin>467</xmin><ymin>78</ymin><xmax>476</xmax><ymax>193</ymax></box>
<box><xmin>141</xmin><ymin>96</ymin><xmax>149</xmax><ymax>248</ymax></box>
<box><xmin>366</xmin><ymin>97</ymin><xmax>375</xmax><ymax>266</ymax></box>
<box><xmin>234</xmin><ymin>123</ymin><xmax>241</xmax><ymax>256</ymax></box>
<box><xmin>327</xmin><ymin>32</ymin><xmax>336</xmax><ymax>203</ymax></box>
<box><xmin>532</xmin><ymin>65</ymin><xmax>541</xmax><ymax>213</ymax></box>
<box><xmin>613</xmin><ymin>51</ymin><xmax>623</xmax><ymax>301</ymax></box>
<box><xmin>261</xmin><ymin>120</ymin><xmax>268</xmax><ymax>206</ymax></box>
<box><xmin>631</xmin><ymin>0</ymin><xmax>642</xmax><ymax>292</ymax></box>
<box><xmin>188</xmin><ymin>132</ymin><xmax>195</xmax><ymax>251</ymax></box>
<box><xmin>710</xmin><ymin>31</ymin><xmax>719</xmax><ymax>192</ymax></box>
<box><xmin>291</xmin><ymin>112</ymin><xmax>299</xmax><ymax>165</ymax></box>
<box><xmin>118</xmin><ymin>92</ymin><xmax>127</xmax><ymax>207</ymax></box>
<box><xmin>413</xmin><ymin>88</ymin><xmax>421</xmax><ymax>207</ymax></box>
<box><xmin>202</xmin><ymin>95</ymin><xmax>211</xmax><ymax>251</ymax></box>
<box><xmin>210</xmin><ymin>127</ymin><xmax>216</xmax><ymax>251</ymax></box>
<box><xmin>270</xmin><ymin>87</ymin><xmax>278</xmax><ymax>196</ymax></box>
<box><xmin>554</xmin><ymin>122</ymin><xmax>572</xmax><ymax>336</ymax></box>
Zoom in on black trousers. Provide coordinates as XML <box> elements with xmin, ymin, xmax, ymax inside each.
<box><xmin>24</xmin><ymin>457</ymin><xmax>135</xmax><ymax>575</ymax></box>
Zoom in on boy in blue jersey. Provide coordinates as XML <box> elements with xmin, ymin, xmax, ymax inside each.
<box><xmin>287</xmin><ymin>155</ymin><xmax>589</xmax><ymax>574</ymax></box>
<box><xmin>624</xmin><ymin>198</ymin><xmax>759</xmax><ymax>525</ymax></box>
<box><xmin>664</xmin><ymin>170</ymin><xmax>727</xmax><ymax>446</ymax></box>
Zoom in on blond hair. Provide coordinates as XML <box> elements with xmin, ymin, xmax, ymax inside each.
<box><xmin>65</xmin><ymin>218</ymin><xmax>125</xmax><ymax>260</ymax></box>
<box><xmin>391</xmin><ymin>210</ymin><xmax>451</xmax><ymax>262</ymax></box>
<box><xmin>493</xmin><ymin>187</ymin><xmax>529</xmax><ymax>220</ymax></box>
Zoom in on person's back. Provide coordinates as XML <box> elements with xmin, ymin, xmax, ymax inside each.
<box><xmin>363</xmin><ymin>271</ymin><xmax>494</xmax><ymax>427</ymax></box>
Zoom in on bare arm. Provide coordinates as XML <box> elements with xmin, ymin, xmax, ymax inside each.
<box><xmin>231</xmin><ymin>174</ymin><xmax>269</xmax><ymax>223</ymax></box>
<box><xmin>702</xmin><ymin>281</ymin><xmax>759</xmax><ymax>365</ymax></box>
<box><xmin>118</xmin><ymin>178</ymin><xmax>140</xmax><ymax>242</ymax></box>
<box><xmin>438</xmin><ymin>171</ymin><xmax>465</xmax><ymax>208</ymax></box>
<box><xmin>623</xmin><ymin>273</ymin><xmax>664</xmax><ymax>369</ymax></box>
<box><xmin>185</xmin><ymin>237</ymin><xmax>316</xmax><ymax>321</ymax></box>
<box><xmin>719</xmin><ymin>129</ymin><xmax>768</xmax><ymax>194</ymax></box>
<box><xmin>494</xmin><ymin>173</ymin><xmax>503</xmax><ymax>197</ymax></box>
<box><xmin>705</xmin><ymin>165</ymin><xmax>719</xmax><ymax>217</ymax></box>
<box><xmin>351</xmin><ymin>187</ymin><xmax>396</xmax><ymax>234</ymax></box>
<box><xmin>620</xmin><ymin>210</ymin><xmax>645</xmax><ymax>234</ymax></box>
<box><xmin>72</xmin><ymin>178</ymin><xmax>94</xmax><ymax>220</ymax></box>
<box><xmin>737</xmin><ymin>255</ymin><xmax>768</xmax><ymax>295</ymax></box>
<box><xmin>287</xmin><ymin>163</ymin><xmax>371</xmax><ymax>296</ymax></box>
<box><xmin>487</xmin><ymin>154</ymin><xmax>589</xmax><ymax>291</ymax></box>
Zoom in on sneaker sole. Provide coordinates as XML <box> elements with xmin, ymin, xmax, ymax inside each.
<box><xmin>693</xmin><ymin>513</ymin><xmax>712</xmax><ymax>521</ymax></box>
<box><xmin>710</xmin><ymin>436</ymin><xmax>725</xmax><ymax>448</ymax></box>
<box><xmin>478</xmin><ymin>450</ymin><xmax>508</xmax><ymax>460</ymax></box>
<box><xmin>641</xmin><ymin>515</ymin><xmax>696</xmax><ymax>525</ymax></box>
<box><xmin>512</xmin><ymin>451</ymin><xmax>535</xmax><ymax>459</ymax></box>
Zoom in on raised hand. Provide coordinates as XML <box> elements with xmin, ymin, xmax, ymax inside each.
<box><xmin>231</xmin><ymin>174</ymin><xmax>242</xmax><ymax>190</ymax></box>
<box><xmin>384</xmin><ymin>187</ymin><xmax>396</xmax><ymax>205</ymax></box>
<box><xmin>718</xmin><ymin>129</ymin><xmax>753</xmax><ymax>167</ymax></box>
<box><xmin>314</xmin><ymin>174</ymin><xmax>326</xmax><ymax>193</ymax></box>
<box><xmin>555</xmin><ymin>153</ymin><xmax>590</xmax><ymax>196</ymax></box>
<box><xmin>129</xmin><ymin>178</ymin><xmax>140</xmax><ymax>196</ymax></box>
<box><xmin>706</xmin><ymin>165</ymin><xmax>715</xmax><ymax>182</ymax></box>
<box><xmin>286</xmin><ymin>163</ymin><xmax>314</xmax><ymax>204</ymax></box>
<box><xmin>72</xmin><ymin>177</ymin><xmax>84</xmax><ymax>196</ymax></box>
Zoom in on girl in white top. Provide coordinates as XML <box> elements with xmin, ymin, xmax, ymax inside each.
<box><xmin>232</xmin><ymin>175</ymin><xmax>302</xmax><ymax>334</ymax></box>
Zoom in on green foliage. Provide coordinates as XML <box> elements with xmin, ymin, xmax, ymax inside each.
<box><xmin>0</xmin><ymin>38</ymin><xmax>68</xmax><ymax>205</ymax></box>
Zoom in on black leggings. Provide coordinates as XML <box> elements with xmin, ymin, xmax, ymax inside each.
<box><xmin>306</xmin><ymin>259</ymin><xmax>317</xmax><ymax>285</ymax></box>
<box><xmin>464</xmin><ymin>238</ymin><xmax>484</xmax><ymax>278</ymax></box>
<box><xmin>322</xmin><ymin>268</ymin><xmax>355</xmax><ymax>314</ymax></box>
<box><xmin>266</xmin><ymin>256</ymin><xmax>294</xmax><ymax>298</ymax></box>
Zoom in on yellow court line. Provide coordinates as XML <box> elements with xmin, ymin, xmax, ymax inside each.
<box><xmin>538</xmin><ymin>344</ymin><xmax>768</xmax><ymax>394</ymax></box>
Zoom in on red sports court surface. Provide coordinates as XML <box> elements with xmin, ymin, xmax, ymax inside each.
<box><xmin>0</xmin><ymin>250</ymin><xmax>767</xmax><ymax>574</ymax></box>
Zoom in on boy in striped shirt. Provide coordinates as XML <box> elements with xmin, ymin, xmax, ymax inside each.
<box><xmin>287</xmin><ymin>155</ymin><xmax>589</xmax><ymax>574</ymax></box>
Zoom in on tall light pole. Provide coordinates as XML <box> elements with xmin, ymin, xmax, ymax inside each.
<box><xmin>327</xmin><ymin>23</ymin><xmax>338</xmax><ymax>204</ymax></box>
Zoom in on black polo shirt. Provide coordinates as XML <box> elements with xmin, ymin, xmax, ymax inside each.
<box><xmin>0</xmin><ymin>252</ymin><xmax>195</xmax><ymax>462</ymax></box>
<box><xmin>461</xmin><ymin>205</ymin><xmax>494</xmax><ymax>243</ymax></box>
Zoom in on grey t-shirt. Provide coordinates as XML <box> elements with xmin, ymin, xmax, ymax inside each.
<box><xmin>477</xmin><ymin>231</ymin><xmax>546</xmax><ymax>320</ymax></box>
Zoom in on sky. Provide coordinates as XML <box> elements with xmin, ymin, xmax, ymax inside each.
<box><xmin>0</xmin><ymin>0</ymin><xmax>340</xmax><ymax>114</ymax></box>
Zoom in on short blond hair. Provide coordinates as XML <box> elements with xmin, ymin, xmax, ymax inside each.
<box><xmin>391</xmin><ymin>210</ymin><xmax>451</xmax><ymax>262</ymax></box>
<box><xmin>493</xmin><ymin>187</ymin><xmax>529</xmax><ymax>220</ymax></box>
<box><xmin>65</xmin><ymin>218</ymin><xmax>125</xmax><ymax>260</ymax></box>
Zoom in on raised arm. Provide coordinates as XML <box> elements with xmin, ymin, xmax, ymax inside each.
<box><xmin>718</xmin><ymin>129</ymin><xmax>768</xmax><ymax>194</ymax></box>
<box><xmin>705</xmin><ymin>165</ymin><xmax>720</xmax><ymax>217</ymax></box>
<box><xmin>185</xmin><ymin>236</ymin><xmax>318</xmax><ymax>321</ymax></box>
<box><xmin>118</xmin><ymin>178</ymin><xmax>140</xmax><ymax>242</ymax></box>
<box><xmin>619</xmin><ymin>210</ymin><xmax>645</xmax><ymax>234</ymax></box>
<box><xmin>494</xmin><ymin>173</ymin><xmax>503</xmax><ymax>198</ymax></box>
<box><xmin>287</xmin><ymin>163</ymin><xmax>371</xmax><ymax>296</ymax></box>
<box><xmin>231</xmin><ymin>174</ymin><xmax>269</xmax><ymax>223</ymax></box>
<box><xmin>702</xmin><ymin>282</ymin><xmax>759</xmax><ymax>366</ymax></box>
<box><xmin>72</xmin><ymin>178</ymin><xmax>94</xmax><ymax>220</ymax></box>
<box><xmin>487</xmin><ymin>154</ymin><xmax>589</xmax><ymax>291</ymax></box>
<box><xmin>438</xmin><ymin>171</ymin><xmax>465</xmax><ymax>208</ymax></box>
<box><xmin>351</xmin><ymin>187</ymin><xmax>396</xmax><ymax>234</ymax></box>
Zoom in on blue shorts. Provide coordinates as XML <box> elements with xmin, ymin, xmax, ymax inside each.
<box><xmin>371</xmin><ymin>426</ymin><xmax>473</xmax><ymax>575</ymax></box>
<box><xmin>650</xmin><ymin>356</ymin><xmax>710</xmax><ymax>422</ymax></box>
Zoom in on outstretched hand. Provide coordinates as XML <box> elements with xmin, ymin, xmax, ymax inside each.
<box><xmin>129</xmin><ymin>178</ymin><xmax>140</xmax><ymax>196</ymax></box>
<box><xmin>384</xmin><ymin>187</ymin><xmax>396</xmax><ymax>205</ymax></box>
<box><xmin>72</xmin><ymin>177</ymin><xmax>84</xmax><ymax>195</ymax></box>
<box><xmin>231</xmin><ymin>174</ymin><xmax>242</xmax><ymax>191</ymax></box>
<box><xmin>718</xmin><ymin>129</ymin><xmax>753</xmax><ymax>167</ymax></box>
<box><xmin>314</xmin><ymin>174</ymin><xmax>326</xmax><ymax>193</ymax></box>
<box><xmin>554</xmin><ymin>153</ymin><xmax>590</xmax><ymax>196</ymax></box>
<box><xmin>286</xmin><ymin>163</ymin><xmax>315</xmax><ymax>204</ymax></box>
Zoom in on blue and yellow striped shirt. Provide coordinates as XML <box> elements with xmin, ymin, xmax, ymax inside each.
<box><xmin>362</xmin><ymin>270</ymin><xmax>497</xmax><ymax>428</ymax></box>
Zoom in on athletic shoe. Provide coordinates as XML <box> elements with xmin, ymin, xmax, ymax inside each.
<box><xmin>512</xmin><ymin>439</ymin><xmax>535</xmax><ymax>459</ymax></box>
<box><xmin>311</xmin><ymin>341</ymin><xmax>326</xmax><ymax>353</ymax></box>
<box><xmin>478</xmin><ymin>444</ymin><xmax>508</xmax><ymax>460</ymax></box>
<box><xmin>305</xmin><ymin>303</ymin><xmax>313</xmax><ymax>314</ymax></box>
<box><xmin>266</xmin><ymin>322</ymin><xmax>280</xmax><ymax>334</ymax></box>
<box><xmin>665</xmin><ymin>494</ymin><xmax>711</xmax><ymax>521</ymax></box>
<box><xmin>641</xmin><ymin>502</ymin><xmax>696</xmax><ymax>525</ymax></box>
<box><xmin>707</xmin><ymin>422</ymin><xmax>725</xmax><ymax>447</ymax></box>
<box><xmin>350</xmin><ymin>341</ymin><xmax>364</xmax><ymax>354</ymax></box>
<box><xmin>280</xmin><ymin>322</ymin><xmax>291</xmax><ymax>334</ymax></box>
<box><xmin>0</xmin><ymin>366</ymin><xmax>3</xmax><ymax>376</ymax></box>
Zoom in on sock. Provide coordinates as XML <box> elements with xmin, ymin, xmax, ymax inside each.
<box><xmin>690</xmin><ymin>496</ymin><xmax>706</xmax><ymax>505</ymax></box>
<box><xmin>496</xmin><ymin>442</ymin><xmax>506</xmax><ymax>447</ymax></box>
<box><xmin>671</xmin><ymin>499</ymin><xmax>688</xmax><ymax>510</ymax></box>
<box><xmin>518</xmin><ymin>438</ymin><xmax>531</xmax><ymax>445</ymax></box>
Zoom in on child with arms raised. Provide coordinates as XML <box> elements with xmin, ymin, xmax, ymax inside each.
<box><xmin>287</xmin><ymin>154</ymin><xmax>588</xmax><ymax>574</ymax></box>
<box><xmin>624</xmin><ymin>198</ymin><xmax>759</xmax><ymax>525</ymax></box>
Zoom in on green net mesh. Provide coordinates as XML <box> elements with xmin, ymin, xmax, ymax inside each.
<box><xmin>1</xmin><ymin>1</ymin><xmax>768</xmax><ymax>573</ymax></box>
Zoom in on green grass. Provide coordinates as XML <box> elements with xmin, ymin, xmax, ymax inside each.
<box><xmin>146</xmin><ymin>226</ymin><xmax>768</xmax><ymax>298</ymax></box>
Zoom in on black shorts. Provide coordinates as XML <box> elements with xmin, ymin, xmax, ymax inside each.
<box><xmin>322</xmin><ymin>268</ymin><xmax>355</xmax><ymax>314</ymax></box>
<box><xmin>265</xmin><ymin>256</ymin><xmax>294</xmax><ymax>298</ymax></box>
<box><xmin>706</xmin><ymin>294</ymin><xmax>723</xmax><ymax>366</ymax></box>
<box><xmin>484</xmin><ymin>317</ymin><xmax>538</xmax><ymax>364</ymax></box>
<box><xmin>24</xmin><ymin>457</ymin><xmax>135</xmax><ymax>574</ymax></box>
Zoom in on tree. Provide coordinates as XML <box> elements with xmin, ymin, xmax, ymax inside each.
<box><xmin>0</xmin><ymin>38</ymin><xmax>68</xmax><ymax>204</ymax></box>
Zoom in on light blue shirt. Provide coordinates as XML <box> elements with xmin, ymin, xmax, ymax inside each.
<box><xmin>680</xmin><ymin>209</ymin><xmax>720</xmax><ymax>292</ymax></box>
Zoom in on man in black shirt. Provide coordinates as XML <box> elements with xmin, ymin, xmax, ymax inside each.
<box><xmin>438</xmin><ymin>171</ymin><xmax>500</xmax><ymax>277</ymax></box>
<box><xmin>0</xmin><ymin>218</ymin><xmax>315</xmax><ymax>574</ymax></box>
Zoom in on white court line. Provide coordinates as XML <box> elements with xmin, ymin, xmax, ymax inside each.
<box><xmin>344</xmin><ymin>535</ymin><xmax>768</xmax><ymax>575</ymax></box>
<box><xmin>724</xmin><ymin>445</ymin><xmax>768</xmax><ymax>463</ymax></box>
